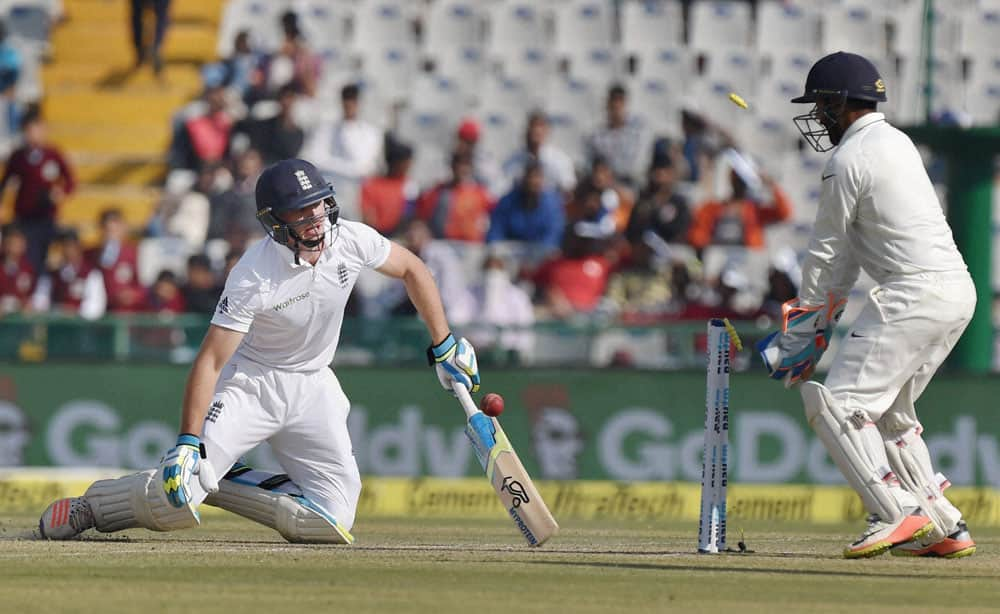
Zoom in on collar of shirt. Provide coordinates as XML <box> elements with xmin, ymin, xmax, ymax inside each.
<box><xmin>840</xmin><ymin>112</ymin><xmax>886</xmax><ymax>144</ymax></box>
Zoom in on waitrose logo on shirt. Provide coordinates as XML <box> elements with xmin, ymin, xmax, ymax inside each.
<box><xmin>272</xmin><ymin>291</ymin><xmax>310</xmax><ymax>312</ymax></box>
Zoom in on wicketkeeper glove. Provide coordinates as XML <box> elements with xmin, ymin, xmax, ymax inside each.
<box><xmin>160</xmin><ymin>433</ymin><xmax>219</xmax><ymax>508</ymax></box>
<box><xmin>757</xmin><ymin>296</ymin><xmax>846</xmax><ymax>387</ymax></box>
<box><xmin>427</xmin><ymin>333</ymin><xmax>480</xmax><ymax>394</ymax></box>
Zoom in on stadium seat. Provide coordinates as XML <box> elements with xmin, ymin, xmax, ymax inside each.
<box><xmin>765</xmin><ymin>50</ymin><xmax>814</xmax><ymax>86</ymax></box>
<box><xmin>6</xmin><ymin>3</ymin><xmax>49</xmax><ymax>47</ymax></box>
<box><xmin>546</xmin><ymin>76</ymin><xmax>600</xmax><ymax>127</ymax></box>
<box><xmin>626</xmin><ymin>76</ymin><xmax>684</xmax><ymax>139</ymax></box>
<box><xmin>408</xmin><ymin>144</ymin><xmax>449</xmax><ymax>191</ymax></box>
<box><xmin>565</xmin><ymin>46</ymin><xmax>625</xmax><ymax>92</ymax></box>
<box><xmin>554</xmin><ymin>0</ymin><xmax>615</xmax><ymax>55</ymax></box>
<box><xmin>634</xmin><ymin>46</ymin><xmax>695</xmax><ymax>87</ymax></box>
<box><xmin>755</xmin><ymin>1</ymin><xmax>821</xmax><ymax>56</ymax></box>
<box><xmin>431</xmin><ymin>46</ymin><xmax>487</xmax><ymax>106</ymax></box>
<box><xmin>545</xmin><ymin>111</ymin><xmax>587</xmax><ymax>168</ymax></box>
<box><xmin>891</xmin><ymin>1</ymin><xmax>961</xmax><ymax>58</ymax></box>
<box><xmin>353</xmin><ymin>0</ymin><xmax>416</xmax><ymax>52</ymax></box>
<box><xmin>689</xmin><ymin>1</ymin><xmax>752</xmax><ymax>52</ymax></box>
<box><xmin>895</xmin><ymin>53</ymin><xmax>964</xmax><ymax>123</ymax></box>
<box><xmin>966</xmin><ymin>55</ymin><xmax>1000</xmax><ymax>125</ymax></box>
<box><xmin>217</xmin><ymin>0</ymin><xmax>285</xmax><ymax>57</ymax></box>
<box><xmin>359</xmin><ymin>45</ymin><xmax>419</xmax><ymax>104</ymax></box>
<box><xmin>423</xmin><ymin>1</ymin><xmax>484</xmax><ymax>55</ymax></box>
<box><xmin>778</xmin><ymin>151</ymin><xmax>824</xmax><ymax>228</ymax></box>
<box><xmin>478</xmin><ymin>74</ymin><xmax>539</xmax><ymax>119</ymax></box>
<box><xmin>688</xmin><ymin>79</ymin><xmax>753</xmax><ymax>136</ymax></box>
<box><xmin>499</xmin><ymin>46</ymin><xmax>557</xmax><ymax>86</ymax></box>
<box><xmin>138</xmin><ymin>237</ymin><xmax>193</xmax><ymax>287</ymax></box>
<box><xmin>410</xmin><ymin>73</ymin><xmax>468</xmax><ymax>116</ymax></box>
<box><xmin>821</xmin><ymin>4</ymin><xmax>889</xmax><ymax>58</ymax></box>
<box><xmin>755</xmin><ymin>74</ymin><xmax>809</xmax><ymax>129</ymax></box>
<box><xmin>620</xmin><ymin>0</ymin><xmax>684</xmax><ymax>55</ymax></box>
<box><xmin>295</xmin><ymin>0</ymin><xmax>353</xmax><ymax>54</ymax></box>
<box><xmin>475</xmin><ymin>108</ymin><xmax>525</xmax><ymax>167</ymax></box>
<box><xmin>959</xmin><ymin>7</ymin><xmax>1000</xmax><ymax>60</ymax></box>
<box><xmin>396</xmin><ymin>109</ymin><xmax>456</xmax><ymax>153</ymax></box>
<box><xmin>739</xmin><ymin>115</ymin><xmax>799</xmax><ymax>164</ymax></box>
<box><xmin>487</xmin><ymin>2</ymin><xmax>547</xmax><ymax>58</ymax></box>
<box><xmin>701</xmin><ymin>49</ymin><xmax>759</xmax><ymax>101</ymax></box>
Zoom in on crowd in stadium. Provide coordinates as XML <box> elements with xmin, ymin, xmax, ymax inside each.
<box><xmin>2</xmin><ymin>0</ymin><xmax>996</xmax><ymax>335</ymax></box>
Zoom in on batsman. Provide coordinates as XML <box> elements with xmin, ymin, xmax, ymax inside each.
<box><xmin>38</xmin><ymin>159</ymin><xmax>480</xmax><ymax>543</ymax></box>
<box><xmin>758</xmin><ymin>52</ymin><xmax>976</xmax><ymax>558</ymax></box>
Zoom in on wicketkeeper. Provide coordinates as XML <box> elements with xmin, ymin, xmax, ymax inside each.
<box><xmin>758</xmin><ymin>52</ymin><xmax>976</xmax><ymax>558</ymax></box>
<box><xmin>39</xmin><ymin>159</ymin><xmax>480</xmax><ymax>543</ymax></box>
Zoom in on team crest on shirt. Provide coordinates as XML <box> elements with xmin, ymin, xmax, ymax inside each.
<box><xmin>336</xmin><ymin>262</ymin><xmax>349</xmax><ymax>287</ymax></box>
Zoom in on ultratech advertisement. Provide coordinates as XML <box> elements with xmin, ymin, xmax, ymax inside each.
<box><xmin>1</xmin><ymin>366</ymin><xmax>999</xmax><ymax>487</ymax></box>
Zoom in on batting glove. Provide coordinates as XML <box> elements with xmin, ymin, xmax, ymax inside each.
<box><xmin>160</xmin><ymin>433</ymin><xmax>219</xmax><ymax>508</ymax></box>
<box><xmin>427</xmin><ymin>333</ymin><xmax>480</xmax><ymax>394</ymax></box>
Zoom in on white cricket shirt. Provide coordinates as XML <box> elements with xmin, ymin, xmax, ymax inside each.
<box><xmin>799</xmin><ymin>112</ymin><xmax>968</xmax><ymax>306</ymax></box>
<box><xmin>211</xmin><ymin>220</ymin><xmax>391</xmax><ymax>372</ymax></box>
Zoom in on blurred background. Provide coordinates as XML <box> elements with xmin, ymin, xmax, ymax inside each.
<box><xmin>0</xmin><ymin>1</ymin><xmax>998</xmax><ymax>506</ymax></box>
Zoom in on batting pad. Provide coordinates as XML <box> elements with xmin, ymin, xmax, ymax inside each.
<box><xmin>801</xmin><ymin>382</ymin><xmax>917</xmax><ymax>522</ymax></box>
<box><xmin>203</xmin><ymin>466</ymin><xmax>354</xmax><ymax>544</ymax></box>
<box><xmin>85</xmin><ymin>469</ymin><xmax>200</xmax><ymax>533</ymax></box>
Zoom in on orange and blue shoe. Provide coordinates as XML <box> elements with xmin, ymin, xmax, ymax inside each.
<box><xmin>891</xmin><ymin>521</ymin><xmax>976</xmax><ymax>559</ymax></box>
<box><xmin>38</xmin><ymin>497</ymin><xmax>94</xmax><ymax>540</ymax></box>
<box><xmin>844</xmin><ymin>512</ymin><xmax>934</xmax><ymax>559</ymax></box>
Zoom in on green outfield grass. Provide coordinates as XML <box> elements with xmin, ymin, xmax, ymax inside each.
<box><xmin>1</xmin><ymin>514</ymin><xmax>998</xmax><ymax>613</ymax></box>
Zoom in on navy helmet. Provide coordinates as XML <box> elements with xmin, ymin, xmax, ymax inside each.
<box><xmin>255</xmin><ymin>158</ymin><xmax>339</xmax><ymax>247</ymax></box>
<box><xmin>791</xmin><ymin>52</ymin><xmax>886</xmax><ymax>152</ymax></box>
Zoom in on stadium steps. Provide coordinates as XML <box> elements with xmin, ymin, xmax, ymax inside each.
<box><xmin>34</xmin><ymin>0</ymin><xmax>224</xmax><ymax>238</ymax></box>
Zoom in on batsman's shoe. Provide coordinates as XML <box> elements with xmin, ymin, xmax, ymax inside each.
<box><xmin>844</xmin><ymin>512</ymin><xmax>934</xmax><ymax>559</ymax></box>
<box><xmin>39</xmin><ymin>497</ymin><xmax>95</xmax><ymax>539</ymax></box>
<box><xmin>891</xmin><ymin>521</ymin><xmax>976</xmax><ymax>559</ymax></box>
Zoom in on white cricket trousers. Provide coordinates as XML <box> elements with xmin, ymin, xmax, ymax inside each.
<box><xmin>190</xmin><ymin>359</ymin><xmax>362</xmax><ymax>530</ymax></box>
<box><xmin>824</xmin><ymin>270</ymin><xmax>976</xmax><ymax>432</ymax></box>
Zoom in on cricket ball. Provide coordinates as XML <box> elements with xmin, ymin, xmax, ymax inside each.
<box><xmin>480</xmin><ymin>392</ymin><xmax>505</xmax><ymax>417</ymax></box>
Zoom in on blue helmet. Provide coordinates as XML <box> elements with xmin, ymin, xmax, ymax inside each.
<box><xmin>255</xmin><ymin>159</ymin><xmax>339</xmax><ymax>246</ymax></box>
<box><xmin>791</xmin><ymin>52</ymin><xmax>886</xmax><ymax>152</ymax></box>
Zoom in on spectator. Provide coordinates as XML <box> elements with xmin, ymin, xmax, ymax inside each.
<box><xmin>501</xmin><ymin>111</ymin><xmax>576</xmax><ymax>197</ymax></box>
<box><xmin>486</xmin><ymin>161</ymin><xmax>564</xmax><ymax>252</ymax></box>
<box><xmin>568</xmin><ymin>157</ymin><xmax>634</xmax><ymax>238</ymax></box>
<box><xmin>229</xmin><ymin>83</ymin><xmax>304</xmax><ymax>165</ymax></box>
<box><xmin>680</xmin><ymin>108</ymin><xmax>734</xmax><ymax>183</ymax></box>
<box><xmin>453</xmin><ymin>118</ymin><xmax>503</xmax><ymax>198</ymax></box>
<box><xmin>144</xmin><ymin>270</ymin><xmax>185</xmax><ymax>314</ymax></box>
<box><xmin>301</xmin><ymin>83</ymin><xmax>383</xmax><ymax>220</ymax></box>
<box><xmin>208</xmin><ymin>149</ymin><xmax>263</xmax><ymax>248</ymax></box>
<box><xmin>0</xmin><ymin>224</ymin><xmax>35</xmax><ymax>314</ymax></box>
<box><xmin>256</xmin><ymin>11</ymin><xmax>321</xmax><ymax>98</ymax></box>
<box><xmin>416</xmin><ymin>151</ymin><xmax>495</xmax><ymax>242</ymax></box>
<box><xmin>181</xmin><ymin>254</ymin><xmax>221</xmax><ymax>314</ymax></box>
<box><xmin>85</xmin><ymin>208</ymin><xmax>145</xmax><ymax>313</ymax></box>
<box><xmin>464</xmin><ymin>251</ymin><xmax>535</xmax><ymax>362</ymax></box>
<box><xmin>222</xmin><ymin>30</ymin><xmax>263</xmax><ymax>101</ymax></box>
<box><xmin>586</xmin><ymin>84</ymin><xmax>647</xmax><ymax>186</ymax></box>
<box><xmin>625</xmin><ymin>153</ymin><xmax>691</xmax><ymax>246</ymax></box>
<box><xmin>604</xmin><ymin>238</ymin><xmax>674</xmax><ymax>322</ymax></box>
<box><xmin>149</xmin><ymin>164</ymin><xmax>218</xmax><ymax>251</ymax></box>
<box><xmin>532</xmin><ymin>228</ymin><xmax>612</xmax><ymax>319</ymax></box>
<box><xmin>0</xmin><ymin>22</ymin><xmax>21</xmax><ymax>159</ymax></box>
<box><xmin>0</xmin><ymin>108</ymin><xmax>76</xmax><ymax>273</ymax></box>
<box><xmin>359</xmin><ymin>139</ymin><xmax>416</xmax><ymax>236</ymax></box>
<box><xmin>39</xmin><ymin>229</ymin><xmax>106</xmax><ymax>320</ymax></box>
<box><xmin>0</xmin><ymin>22</ymin><xmax>21</xmax><ymax>94</ymax></box>
<box><xmin>687</xmin><ymin>155</ymin><xmax>792</xmax><ymax>250</ymax></box>
<box><xmin>170</xmin><ymin>71</ymin><xmax>235</xmax><ymax>170</ymax></box>
<box><xmin>130</xmin><ymin>0</ymin><xmax>171</xmax><ymax>76</ymax></box>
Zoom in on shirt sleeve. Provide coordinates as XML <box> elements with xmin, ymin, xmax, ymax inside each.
<box><xmin>210</xmin><ymin>269</ymin><xmax>263</xmax><ymax>333</ymax></box>
<box><xmin>352</xmin><ymin>222</ymin><xmax>392</xmax><ymax>269</ymax></box>
<box><xmin>799</xmin><ymin>157</ymin><xmax>864</xmax><ymax>306</ymax></box>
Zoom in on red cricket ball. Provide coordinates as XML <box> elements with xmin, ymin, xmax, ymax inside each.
<box><xmin>480</xmin><ymin>392</ymin><xmax>505</xmax><ymax>417</ymax></box>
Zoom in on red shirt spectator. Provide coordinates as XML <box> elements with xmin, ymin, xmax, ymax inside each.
<box><xmin>48</xmin><ymin>230</ymin><xmax>105</xmax><ymax>318</ymax></box>
<box><xmin>688</xmin><ymin>171</ymin><xmax>791</xmax><ymax>250</ymax></box>
<box><xmin>416</xmin><ymin>152</ymin><xmax>495</xmax><ymax>242</ymax></box>
<box><xmin>144</xmin><ymin>270</ymin><xmax>186</xmax><ymax>314</ymax></box>
<box><xmin>0</xmin><ymin>224</ymin><xmax>36</xmax><ymax>314</ymax></box>
<box><xmin>85</xmin><ymin>209</ymin><xmax>145</xmax><ymax>313</ymax></box>
<box><xmin>360</xmin><ymin>141</ymin><xmax>415</xmax><ymax>236</ymax></box>
<box><xmin>533</xmin><ymin>232</ymin><xmax>612</xmax><ymax>318</ymax></box>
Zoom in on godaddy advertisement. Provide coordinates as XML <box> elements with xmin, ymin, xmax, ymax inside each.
<box><xmin>1</xmin><ymin>366</ymin><xmax>998</xmax><ymax>487</ymax></box>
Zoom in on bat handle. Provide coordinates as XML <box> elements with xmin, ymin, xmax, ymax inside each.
<box><xmin>452</xmin><ymin>381</ymin><xmax>479</xmax><ymax>419</ymax></box>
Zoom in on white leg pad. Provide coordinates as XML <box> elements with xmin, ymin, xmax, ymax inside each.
<box><xmin>800</xmin><ymin>382</ymin><xmax>917</xmax><ymax>521</ymax></box>
<box><xmin>203</xmin><ymin>469</ymin><xmax>354</xmax><ymax>544</ymax></box>
<box><xmin>84</xmin><ymin>469</ymin><xmax>200</xmax><ymax>533</ymax></box>
<box><xmin>881</xmin><ymin>424</ymin><xmax>962</xmax><ymax>542</ymax></box>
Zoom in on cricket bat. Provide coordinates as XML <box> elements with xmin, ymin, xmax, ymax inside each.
<box><xmin>453</xmin><ymin>382</ymin><xmax>559</xmax><ymax>546</ymax></box>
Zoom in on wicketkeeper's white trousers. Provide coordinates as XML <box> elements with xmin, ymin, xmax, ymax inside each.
<box><xmin>189</xmin><ymin>359</ymin><xmax>362</xmax><ymax>530</ymax></box>
<box><xmin>824</xmin><ymin>270</ymin><xmax>976</xmax><ymax>432</ymax></box>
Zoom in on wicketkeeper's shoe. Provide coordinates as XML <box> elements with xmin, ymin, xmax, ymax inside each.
<box><xmin>844</xmin><ymin>511</ymin><xmax>934</xmax><ymax>559</ymax></box>
<box><xmin>38</xmin><ymin>497</ymin><xmax>95</xmax><ymax>539</ymax></box>
<box><xmin>891</xmin><ymin>521</ymin><xmax>976</xmax><ymax>559</ymax></box>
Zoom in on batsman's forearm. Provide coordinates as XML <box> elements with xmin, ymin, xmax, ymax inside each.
<box><xmin>179</xmin><ymin>359</ymin><xmax>222</xmax><ymax>436</ymax></box>
<box><xmin>403</xmin><ymin>264</ymin><xmax>451</xmax><ymax>345</ymax></box>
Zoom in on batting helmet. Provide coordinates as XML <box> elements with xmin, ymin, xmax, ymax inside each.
<box><xmin>791</xmin><ymin>51</ymin><xmax>886</xmax><ymax>104</ymax></box>
<box><xmin>255</xmin><ymin>159</ymin><xmax>339</xmax><ymax>246</ymax></box>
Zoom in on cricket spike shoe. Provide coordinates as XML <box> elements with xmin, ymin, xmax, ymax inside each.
<box><xmin>891</xmin><ymin>521</ymin><xmax>976</xmax><ymax>559</ymax></box>
<box><xmin>39</xmin><ymin>497</ymin><xmax>95</xmax><ymax>539</ymax></box>
<box><xmin>844</xmin><ymin>511</ymin><xmax>934</xmax><ymax>559</ymax></box>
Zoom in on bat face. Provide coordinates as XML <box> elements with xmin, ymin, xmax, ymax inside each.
<box><xmin>465</xmin><ymin>411</ymin><xmax>559</xmax><ymax>546</ymax></box>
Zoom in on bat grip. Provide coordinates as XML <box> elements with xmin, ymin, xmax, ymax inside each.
<box><xmin>452</xmin><ymin>381</ymin><xmax>478</xmax><ymax>419</ymax></box>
